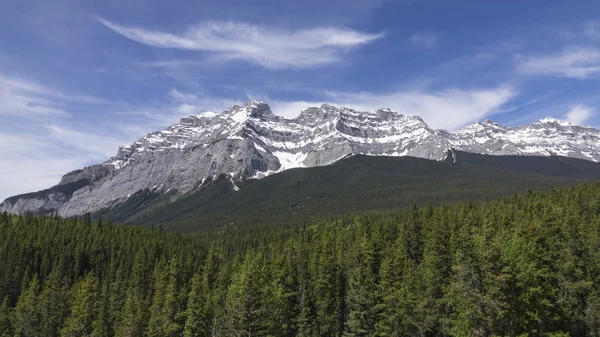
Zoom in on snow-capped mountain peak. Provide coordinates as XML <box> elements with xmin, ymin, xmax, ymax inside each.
<box><xmin>3</xmin><ymin>100</ymin><xmax>600</xmax><ymax>217</ymax></box>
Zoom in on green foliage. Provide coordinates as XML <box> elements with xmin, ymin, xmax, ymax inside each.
<box><xmin>39</xmin><ymin>269</ymin><xmax>69</xmax><ymax>337</ymax></box>
<box><xmin>345</xmin><ymin>235</ymin><xmax>378</xmax><ymax>337</ymax></box>
<box><xmin>0</xmin><ymin>297</ymin><xmax>12</xmax><ymax>337</ymax></box>
<box><xmin>3</xmin><ymin>181</ymin><xmax>600</xmax><ymax>335</ymax></box>
<box><xmin>99</xmin><ymin>152</ymin><xmax>600</xmax><ymax>232</ymax></box>
<box><xmin>13</xmin><ymin>275</ymin><xmax>42</xmax><ymax>337</ymax></box>
<box><xmin>147</xmin><ymin>257</ymin><xmax>184</xmax><ymax>337</ymax></box>
<box><xmin>61</xmin><ymin>271</ymin><xmax>100</xmax><ymax>337</ymax></box>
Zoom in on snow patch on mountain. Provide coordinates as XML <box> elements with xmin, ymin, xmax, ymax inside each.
<box><xmin>3</xmin><ymin>100</ymin><xmax>600</xmax><ymax>217</ymax></box>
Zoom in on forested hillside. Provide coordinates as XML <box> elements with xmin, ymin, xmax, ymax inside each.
<box><xmin>99</xmin><ymin>152</ymin><xmax>600</xmax><ymax>231</ymax></box>
<box><xmin>2</xmin><ymin>182</ymin><xmax>600</xmax><ymax>336</ymax></box>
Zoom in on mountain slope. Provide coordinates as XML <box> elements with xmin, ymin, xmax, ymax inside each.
<box><xmin>3</xmin><ymin>101</ymin><xmax>600</xmax><ymax>217</ymax></box>
<box><xmin>96</xmin><ymin>151</ymin><xmax>600</xmax><ymax>232</ymax></box>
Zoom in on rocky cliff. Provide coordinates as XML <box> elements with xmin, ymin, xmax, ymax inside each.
<box><xmin>3</xmin><ymin>101</ymin><xmax>600</xmax><ymax>216</ymax></box>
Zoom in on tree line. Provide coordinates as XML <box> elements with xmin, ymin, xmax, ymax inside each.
<box><xmin>1</xmin><ymin>183</ymin><xmax>600</xmax><ymax>336</ymax></box>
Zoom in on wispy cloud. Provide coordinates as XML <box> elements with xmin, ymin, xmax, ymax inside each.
<box><xmin>493</xmin><ymin>94</ymin><xmax>552</xmax><ymax>115</ymax></box>
<box><xmin>168</xmin><ymin>88</ymin><xmax>202</xmax><ymax>104</ymax></box>
<box><xmin>45</xmin><ymin>124</ymin><xmax>126</xmax><ymax>158</ymax></box>
<box><xmin>0</xmin><ymin>74</ymin><xmax>68</xmax><ymax>116</ymax></box>
<box><xmin>0</xmin><ymin>79</ymin><xmax>517</xmax><ymax>200</ymax></box>
<box><xmin>163</xmin><ymin>87</ymin><xmax>239</xmax><ymax>117</ymax></box>
<box><xmin>112</xmin><ymin>88</ymin><xmax>241</xmax><ymax>137</ymax></box>
<box><xmin>97</xmin><ymin>18</ymin><xmax>384</xmax><ymax>69</ymax></box>
<box><xmin>267</xmin><ymin>86</ymin><xmax>516</xmax><ymax>130</ymax></box>
<box><xmin>409</xmin><ymin>32</ymin><xmax>438</xmax><ymax>48</ymax></box>
<box><xmin>332</xmin><ymin>87</ymin><xmax>516</xmax><ymax>130</ymax></box>
<box><xmin>167</xmin><ymin>88</ymin><xmax>232</xmax><ymax>116</ymax></box>
<box><xmin>137</xmin><ymin>60</ymin><xmax>205</xmax><ymax>69</ymax></box>
<box><xmin>0</xmin><ymin>127</ymin><xmax>129</xmax><ymax>201</ymax></box>
<box><xmin>564</xmin><ymin>104</ymin><xmax>595</xmax><ymax>124</ymax></box>
<box><xmin>518</xmin><ymin>46</ymin><xmax>600</xmax><ymax>79</ymax></box>
<box><xmin>0</xmin><ymin>73</ymin><xmax>148</xmax><ymax>200</ymax></box>
<box><xmin>0</xmin><ymin>73</ymin><xmax>109</xmax><ymax>117</ymax></box>
<box><xmin>0</xmin><ymin>132</ymin><xmax>86</xmax><ymax>200</ymax></box>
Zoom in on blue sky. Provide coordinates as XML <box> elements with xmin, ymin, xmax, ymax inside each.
<box><xmin>1</xmin><ymin>0</ymin><xmax>600</xmax><ymax>200</ymax></box>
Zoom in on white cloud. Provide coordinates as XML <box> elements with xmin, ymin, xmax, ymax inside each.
<box><xmin>0</xmin><ymin>82</ymin><xmax>246</xmax><ymax>201</ymax></box>
<box><xmin>518</xmin><ymin>47</ymin><xmax>600</xmax><ymax>79</ymax></box>
<box><xmin>0</xmin><ymin>73</ymin><xmax>109</xmax><ymax>117</ymax></box>
<box><xmin>0</xmin><ymin>71</ymin><xmax>516</xmax><ymax>202</ymax></box>
<box><xmin>168</xmin><ymin>88</ymin><xmax>201</xmax><ymax>103</ymax></box>
<box><xmin>0</xmin><ymin>132</ymin><xmax>81</xmax><ymax>201</ymax></box>
<box><xmin>45</xmin><ymin>125</ymin><xmax>126</xmax><ymax>158</ymax></box>
<box><xmin>0</xmin><ymin>127</ymin><xmax>128</xmax><ymax>202</ymax></box>
<box><xmin>137</xmin><ymin>60</ymin><xmax>208</xmax><ymax>70</ymax></box>
<box><xmin>269</xmin><ymin>100</ymin><xmax>323</xmax><ymax>119</ymax></box>
<box><xmin>409</xmin><ymin>32</ymin><xmax>438</xmax><ymax>48</ymax></box>
<box><xmin>97</xmin><ymin>18</ymin><xmax>384</xmax><ymax>69</ymax></box>
<box><xmin>0</xmin><ymin>73</ymin><xmax>131</xmax><ymax>201</ymax></box>
<box><xmin>269</xmin><ymin>86</ymin><xmax>516</xmax><ymax>130</ymax></box>
<box><xmin>0</xmin><ymin>74</ymin><xmax>68</xmax><ymax>116</ymax></box>
<box><xmin>112</xmin><ymin>88</ymin><xmax>241</xmax><ymax>138</ymax></box>
<box><xmin>564</xmin><ymin>104</ymin><xmax>595</xmax><ymax>124</ymax></box>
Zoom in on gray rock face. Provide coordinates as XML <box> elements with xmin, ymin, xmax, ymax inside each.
<box><xmin>60</xmin><ymin>165</ymin><xmax>113</xmax><ymax>185</ymax></box>
<box><xmin>1</xmin><ymin>192</ymin><xmax>69</xmax><ymax>215</ymax></box>
<box><xmin>3</xmin><ymin>101</ymin><xmax>600</xmax><ymax>216</ymax></box>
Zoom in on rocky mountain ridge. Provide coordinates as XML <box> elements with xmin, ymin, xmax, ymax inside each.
<box><xmin>3</xmin><ymin>100</ymin><xmax>600</xmax><ymax>216</ymax></box>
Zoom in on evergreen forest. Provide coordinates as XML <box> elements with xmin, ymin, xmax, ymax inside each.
<box><xmin>2</xmin><ymin>183</ymin><xmax>600</xmax><ymax>336</ymax></box>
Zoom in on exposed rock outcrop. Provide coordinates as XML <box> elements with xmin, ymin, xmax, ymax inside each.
<box><xmin>3</xmin><ymin>101</ymin><xmax>600</xmax><ymax>216</ymax></box>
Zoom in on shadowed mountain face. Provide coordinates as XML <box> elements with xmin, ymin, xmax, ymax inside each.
<box><xmin>3</xmin><ymin>101</ymin><xmax>600</xmax><ymax>218</ymax></box>
<box><xmin>93</xmin><ymin>151</ymin><xmax>600</xmax><ymax>232</ymax></box>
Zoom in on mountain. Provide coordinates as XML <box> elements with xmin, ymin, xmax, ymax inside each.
<box><xmin>93</xmin><ymin>150</ymin><xmax>600</xmax><ymax>231</ymax></box>
<box><xmin>3</xmin><ymin>100</ymin><xmax>600</xmax><ymax>218</ymax></box>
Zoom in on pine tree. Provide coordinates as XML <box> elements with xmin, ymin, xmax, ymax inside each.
<box><xmin>313</xmin><ymin>239</ymin><xmax>344</xmax><ymax>337</ymax></box>
<box><xmin>0</xmin><ymin>297</ymin><xmax>12</xmax><ymax>337</ymax></box>
<box><xmin>61</xmin><ymin>271</ymin><xmax>100</xmax><ymax>337</ymax></box>
<box><xmin>92</xmin><ymin>283</ymin><xmax>113</xmax><ymax>337</ymax></box>
<box><xmin>105</xmin><ymin>268</ymin><xmax>127</xmax><ymax>335</ymax></box>
<box><xmin>13</xmin><ymin>275</ymin><xmax>42</xmax><ymax>337</ymax></box>
<box><xmin>224</xmin><ymin>253</ymin><xmax>270</xmax><ymax>337</ymax></box>
<box><xmin>184</xmin><ymin>272</ymin><xmax>208</xmax><ymax>337</ymax></box>
<box><xmin>297</xmin><ymin>283</ymin><xmax>319</xmax><ymax>337</ymax></box>
<box><xmin>39</xmin><ymin>269</ymin><xmax>69</xmax><ymax>337</ymax></box>
<box><xmin>345</xmin><ymin>235</ymin><xmax>378</xmax><ymax>337</ymax></box>
<box><xmin>375</xmin><ymin>234</ymin><xmax>424</xmax><ymax>337</ymax></box>
<box><xmin>271</xmin><ymin>245</ymin><xmax>301</xmax><ymax>337</ymax></box>
<box><xmin>116</xmin><ymin>253</ymin><xmax>152</xmax><ymax>337</ymax></box>
<box><xmin>147</xmin><ymin>257</ymin><xmax>183</xmax><ymax>337</ymax></box>
<box><xmin>117</xmin><ymin>292</ymin><xmax>145</xmax><ymax>337</ymax></box>
<box><xmin>445</xmin><ymin>217</ymin><xmax>487</xmax><ymax>337</ymax></box>
<box><xmin>183</xmin><ymin>250</ymin><xmax>220</xmax><ymax>337</ymax></box>
<box><xmin>420</xmin><ymin>208</ymin><xmax>452</xmax><ymax>335</ymax></box>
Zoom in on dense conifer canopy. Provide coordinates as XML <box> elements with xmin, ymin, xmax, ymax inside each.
<box><xmin>2</xmin><ymin>183</ymin><xmax>600</xmax><ymax>336</ymax></box>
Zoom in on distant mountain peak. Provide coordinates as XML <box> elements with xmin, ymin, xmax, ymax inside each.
<box><xmin>3</xmin><ymin>101</ymin><xmax>600</xmax><ymax>217</ymax></box>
